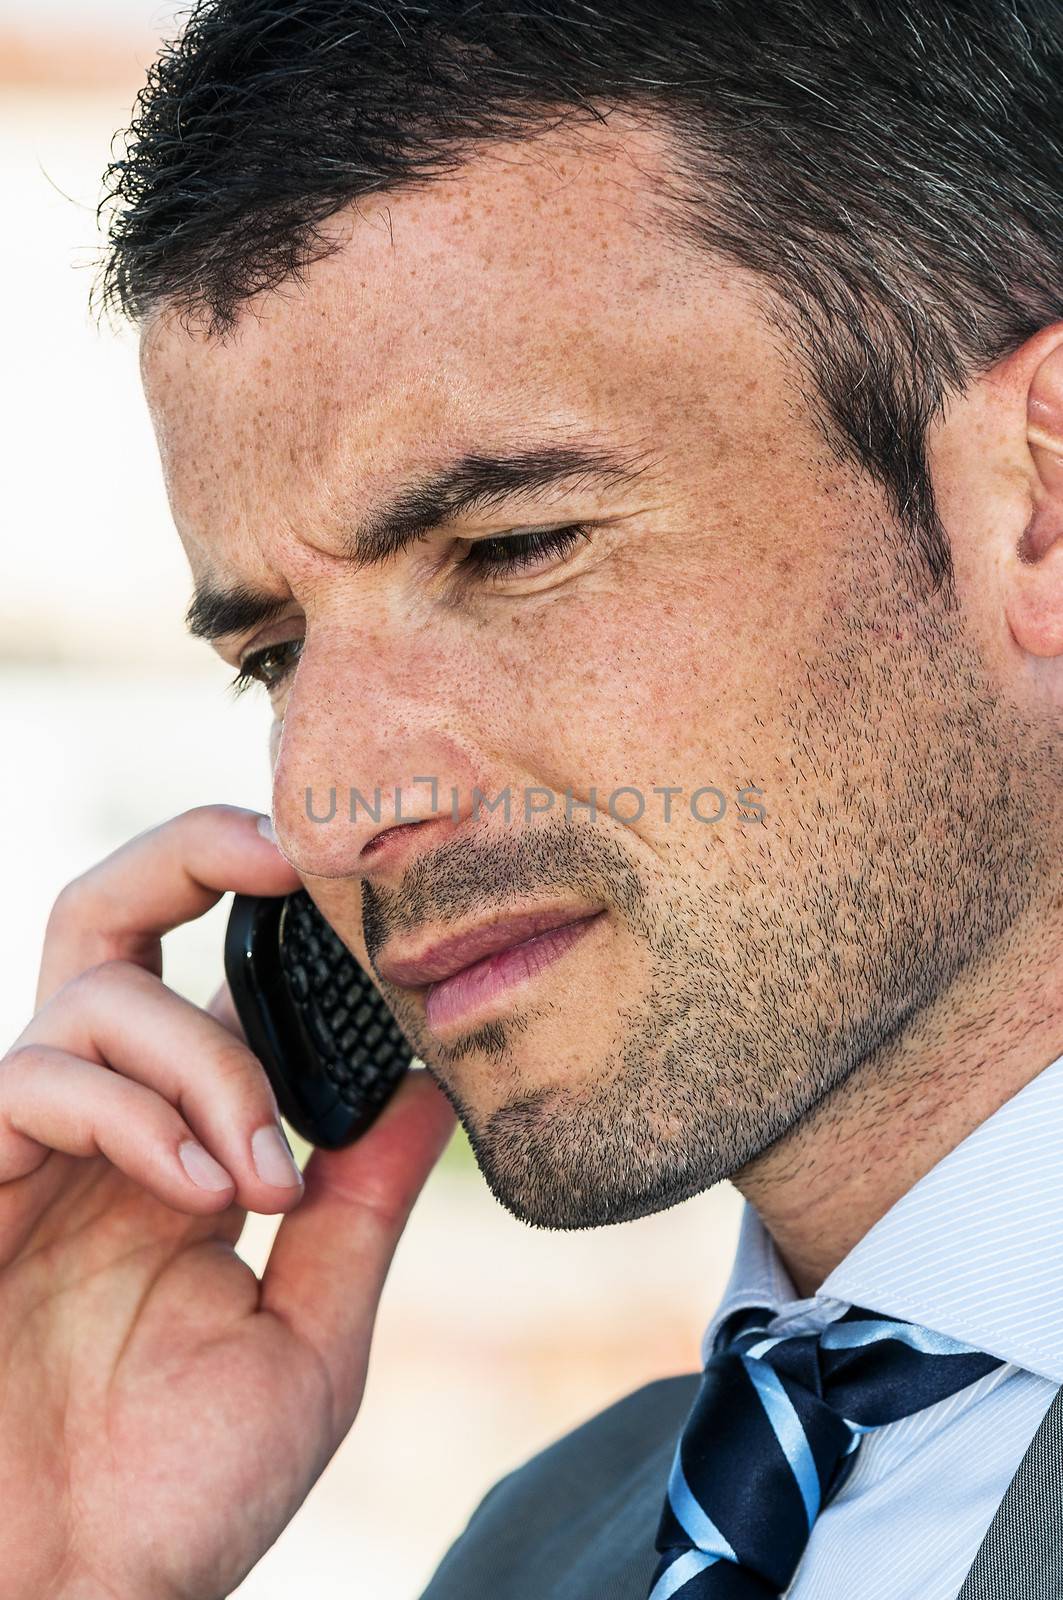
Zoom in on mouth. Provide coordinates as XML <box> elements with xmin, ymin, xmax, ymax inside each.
<box><xmin>376</xmin><ymin>904</ymin><xmax>608</xmax><ymax>1036</ymax></box>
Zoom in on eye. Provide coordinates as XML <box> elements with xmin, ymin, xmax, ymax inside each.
<box><xmin>228</xmin><ymin>637</ymin><xmax>304</xmax><ymax>699</ymax></box>
<box><xmin>453</xmin><ymin>523</ymin><xmax>591</xmax><ymax>580</ymax></box>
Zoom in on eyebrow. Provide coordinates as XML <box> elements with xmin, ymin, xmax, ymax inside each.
<box><xmin>184</xmin><ymin>442</ymin><xmax>652</xmax><ymax>645</ymax></box>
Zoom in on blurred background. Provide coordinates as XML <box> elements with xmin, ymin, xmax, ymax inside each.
<box><xmin>0</xmin><ymin>4</ymin><xmax>744</xmax><ymax>1594</ymax></box>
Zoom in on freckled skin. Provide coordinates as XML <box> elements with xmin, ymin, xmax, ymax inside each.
<box><xmin>142</xmin><ymin>118</ymin><xmax>1062</xmax><ymax>1289</ymax></box>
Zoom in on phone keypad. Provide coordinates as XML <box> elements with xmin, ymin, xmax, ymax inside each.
<box><xmin>279</xmin><ymin>891</ymin><xmax>414</xmax><ymax>1119</ymax></box>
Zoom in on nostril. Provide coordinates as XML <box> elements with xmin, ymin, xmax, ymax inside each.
<box><xmin>361</xmin><ymin>816</ymin><xmax>434</xmax><ymax>861</ymax></box>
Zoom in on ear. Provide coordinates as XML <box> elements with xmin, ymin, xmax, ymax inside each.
<box><xmin>1005</xmin><ymin>334</ymin><xmax>1063</xmax><ymax>658</ymax></box>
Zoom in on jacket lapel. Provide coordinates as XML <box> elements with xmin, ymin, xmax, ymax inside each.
<box><xmin>956</xmin><ymin>1384</ymin><xmax>1063</xmax><ymax>1598</ymax></box>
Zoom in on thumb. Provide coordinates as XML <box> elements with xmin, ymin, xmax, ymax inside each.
<box><xmin>259</xmin><ymin>1066</ymin><xmax>457</xmax><ymax>1425</ymax></box>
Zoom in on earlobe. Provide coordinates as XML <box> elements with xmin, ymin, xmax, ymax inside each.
<box><xmin>1007</xmin><ymin>336</ymin><xmax>1063</xmax><ymax>658</ymax></box>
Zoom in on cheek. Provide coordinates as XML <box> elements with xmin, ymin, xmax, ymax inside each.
<box><xmin>478</xmin><ymin>574</ymin><xmax>750</xmax><ymax>803</ymax></box>
<box><xmin>468</xmin><ymin>521</ymin><xmax>841</xmax><ymax>867</ymax></box>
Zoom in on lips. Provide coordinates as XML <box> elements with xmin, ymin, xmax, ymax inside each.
<box><xmin>375</xmin><ymin>904</ymin><xmax>605</xmax><ymax>990</ymax></box>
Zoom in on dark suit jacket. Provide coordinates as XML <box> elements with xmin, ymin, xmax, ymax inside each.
<box><xmin>418</xmin><ymin>1373</ymin><xmax>1063</xmax><ymax>1599</ymax></box>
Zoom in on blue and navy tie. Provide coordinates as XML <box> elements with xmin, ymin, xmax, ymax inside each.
<box><xmin>647</xmin><ymin>1302</ymin><xmax>1004</xmax><ymax>1598</ymax></box>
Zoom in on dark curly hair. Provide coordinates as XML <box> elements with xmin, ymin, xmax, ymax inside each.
<box><xmin>96</xmin><ymin>1</ymin><xmax>1063</xmax><ymax>590</ymax></box>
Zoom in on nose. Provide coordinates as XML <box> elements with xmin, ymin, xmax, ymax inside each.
<box><xmin>268</xmin><ymin>624</ymin><xmax>490</xmax><ymax>883</ymax></box>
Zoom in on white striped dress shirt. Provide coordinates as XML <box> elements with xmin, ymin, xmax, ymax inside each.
<box><xmin>698</xmin><ymin>1049</ymin><xmax>1063</xmax><ymax>1599</ymax></box>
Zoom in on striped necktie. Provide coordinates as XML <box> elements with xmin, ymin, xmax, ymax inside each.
<box><xmin>648</xmin><ymin>1302</ymin><xmax>1004</xmax><ymax>1598</ymax></box>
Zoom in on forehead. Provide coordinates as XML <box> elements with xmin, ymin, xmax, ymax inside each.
<box><xmin>139</xmin><ymin>119</ymin><xmax>747</xmax><ymax>560</ymax></box>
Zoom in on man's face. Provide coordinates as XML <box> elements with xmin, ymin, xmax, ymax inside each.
<box><xmin>141</xmin><ymin>121</ymin><xmax>1045</xmax><ymax>1228</ymax></box>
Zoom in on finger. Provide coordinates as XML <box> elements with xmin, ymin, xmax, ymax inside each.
<box><xmin>205</xmin><ymin>979</ymin><xmax>248</xmax><ymax>1046</ymax></box>
<box><xmin>260</xmin><ymin>1067</ymin><xmax>457</xmax><ymax>1425</ymax></box>
<box><xmin>0</xmin><ymin>1042</ymin><xmax>240</xmax><ymax>1214</ymax></box>
<box><xmin>36</xmin><ymin>803</ymin><xmax>301</xmax><ymax>1010</ymax></box>
<box><xmin>18</xmin><ymin>960</ymin><xmax>305</xmax><ymax>1215</ymax></box>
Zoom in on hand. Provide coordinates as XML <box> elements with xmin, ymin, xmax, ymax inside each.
<box><xmin>0</xmin><ymin>805</ymin><xmax>456</xmax><ymax>1600</ymax></box>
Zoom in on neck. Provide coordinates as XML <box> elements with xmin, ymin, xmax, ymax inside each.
<box><xmin>731</xmin><ymin>907</ymin><xmax>1063</xmax><ymax>1299</ymax></box>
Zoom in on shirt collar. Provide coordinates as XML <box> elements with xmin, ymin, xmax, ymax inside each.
<box><xmin>701</xmin><ymin>1050</ymin><xmax>1063</xmax><ymax>1381</ymax></box>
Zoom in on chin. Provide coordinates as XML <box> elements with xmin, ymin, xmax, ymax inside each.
<box><xmin>456</xmin><ymin>1080</ymin><xmax>732</xmax><ymax>1232</ymax></box>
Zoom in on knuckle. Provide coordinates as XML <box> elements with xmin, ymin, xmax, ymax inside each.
<box><xmin>211</xmin><ymin>1038</ymin><xmax>270</xmax><ymax>1099</ymax></box>
<box><xmin>61</xmin><ymin>957</ymin><xmax>154</xmax><ymax>1015</ymax></box>
<box><xmin>182</xmin><ymin>801</ymin><xmax>247</xmax><ymax>831</ymax></box>
<box><xmin>175</xmin><ymin>802</ymin><xmax>215</xmax><ymax>829</ymax></box>
<box><xmin>46</xmin><ymin>872</ymin><xmax>96</xmax><ymax>932</ymax></box>
<box><xmin>72</xmin><ymin>957</ymin><xmax>149</xmax><ymax>995</ymax></box>
<box><xmin>0</xmin><ymin>1042</ymin><xmax>43</xmax><ymax>1089</ymax></box>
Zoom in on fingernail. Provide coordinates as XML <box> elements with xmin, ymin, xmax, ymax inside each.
<box><xmin>252</xmin><ymin>1122</ymin><xmax>304</xmax><ymax>1188</ymax></box>
<box><xmin>179</xmin><ymin>1139</ymin><xmax>234</xmax><ymax>1192</ymax></box>
<box><xmin>256</xmin><ymin>814</ymin><xmax>277</xmax><ymax>843</ymax></box>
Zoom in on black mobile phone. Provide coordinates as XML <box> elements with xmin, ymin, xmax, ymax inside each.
<box><xmin>224</xmin><ymin>888</ymin><xmax>415</xmax><ymax>1149</ymax></box>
